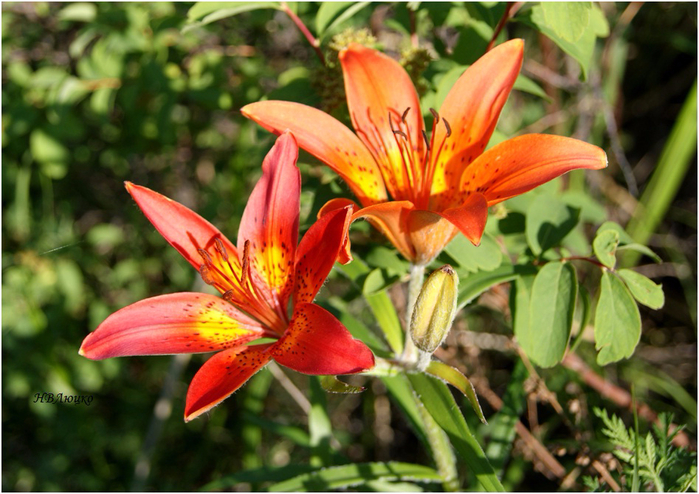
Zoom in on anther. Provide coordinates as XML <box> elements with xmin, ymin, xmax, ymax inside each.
<box><xmin>443</xmin><ymin>117</ymin><xmax>452</xmax><ymax>138</ymax></box>
<box><xmin>422</xmin><ymin>130</ymin><xmax>430</xmax><ymax>151</ymax></box>
<box><xmin>241</xmin><ymin>240</ymin><xmax>251</xmax><ymax>286</ymax></box>
<box><xmin>199</xmin><ymin>265</ymin><xmax>215</xmax><ymax>285</ymax></box>
<box><xmin>389</xmin><ymin>113</ymin><xmax>407</xmax><ymax>139</ymax></box>
<box><xmin>429</xmin><ymin>108</ymin><xmax>440</xmax><ymax>123</ymax></box>
<box><xmin>401</xmin><ymin>107</ymin><xmax>411</xmax><ymax>123</ymax></box>
<box><xmin>214</xmin><ymin>238</ymin><xmax>229</xmax><ymax>262</ymax></box>
<box><xmin>198</xmin><ymin>249</ymin><xmax>214</xmax><ymax>267</ymax></box>
<box><xmin>222</xmin><ymin>290</ymin><xmax>235</xmax><ymax>302</ymax></box>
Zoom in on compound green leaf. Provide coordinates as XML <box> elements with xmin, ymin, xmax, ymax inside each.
<box><xmin>593</xmin><ymin>229</ymin><xmax>619</xmax><ymax>269</ymax></box>
<box><xmin>524</xmin><ymin>262</ymin><xmax>577</xmax><ymax>367</ymax></box>
<box><xmin>540</xmin><ymin>2</ymin><xmax>592</xmax><ymax>43</ymax></box>
<box><xmin>526</xmin><ymin>193</ymin><xmax>580</xmax><ymax>256</ymax></box>
<box><xmin>617</xmin><ymin>269</ymin><xmax>665</xmax><ymax>310</ymax></box>
<box><xmin>595</xmin><ymin>271</ymin><xmax>641</xmax><ymax>365</ymax></box>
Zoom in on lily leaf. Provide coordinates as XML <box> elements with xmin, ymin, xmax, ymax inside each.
<box><xmin>425</xmin><ymin>361</ymin><xmax>486</xmax><ymax>424</ymax></box>
<box><xmin>319</xmin><ymin>375</ymin><xmax>365</xmax><ymax>394</ymax></box>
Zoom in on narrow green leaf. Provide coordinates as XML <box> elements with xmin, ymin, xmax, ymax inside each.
<box><xmin>511</xmin><ymin>273</ymin><xmax>535</xmax><ymax>352</ymax></box>
<box><xmin>309</xmin><ymin>377</ymin><xmax>333</xmax><ymax>467</ymax></box>
<box><xmin>525</xmin><ymin>194</ymin><xmax>580</xmax><ymax>255</ymax></box>
<box><xmin>337</xmin><ymin>259</ymin><xmax>404</xmax><ymax>354</ymax></box>
<box><xmin>625</xmin><ymin>81</ymin><xmax>697</xmax><ymax>266</ymax></box>
<box><xmin>594</xmin><ymin>271</ymin><xmax>641</xmax><ymax>365</ymax></box>
<box><xmin>183</xmin><ymin>2</ymin><xmax>280</xmax><ymax>32</ymax></box>
<box><xmin>316</xmin><ymin>2</ymin><xmax>354</xmax><ymax>35</ymax></box>
<box><xmin>457</xmin><ymin>264</ymin><xmax>537</xmax><ymax>310</ymax></box>
<box><xmin>202</xmin><ymin>464</ymin><xmax>316</xmax><ymax>491</ymax></box>
<box><xmin>617</xmin><ymin>269</ymin><xmax>665</xmax><ymax>310</ymax></box>
<box><xmin>365</xmin><ymin>246</ymin><xmax>409</xmax><ymax>276</ymax></box>
<box><xmin>241</xmin><ymin>369</ymin><xmax>274</xmax><ymax>469</ymax></box>
<box><xmin>540</xmin><ymin>2</ymin><xmax>592</xmax><ymax>43</ymax></box>
<box><xmin>445</xmin><ymin>232</ymin><xmax>502</xmax><ymax>274</ymax></box>
<box><xmin>514</xmin><ymin>74</ymin><xmax>551</xmax><ymax>101</ymax></box>
<box><xmin>408</xmin><ymin>373</ymin><xmax>504</xmax><ymax>492</ymax></box>
<box><xmin>382</xmin><ymin>374</ymin><xmax>429</xmax><ymax>447</ymax></box>
<box><xmin>524</xmin><ymin>262</ymin><xmax>577</xmax><ymax>367</ymax></box>
<box><xmin>593</xmin><ymin>229</ymin><xmax>619</xmax><ymax>269</ymax></box>
<box><xmin>319</xmin><ymin>375</ymin><xmax>365</xmax><ymax>394</ymax></box>
<box><xmin>363</xmin><ymin>268</ymin><xmax>400</xmax><ymax>295</ymax></box>
<box><xmin>242</xmin><ymin>411</ymin><xmax>311</xmax><ymax>447</ymax></box>
<box><xmin>319</xmin><ymin>2</ymin><xmax>371</xmax><ymax>40</ymax></box>
<box><xmin>484</xmin><ymin>360</ymin><xmax>527</xmax><ymax>475</ymax></box>
<box><xmin>425</xmin><ymin>361</ymin><xmax>486</xmax><ymax>423</ymax></box>
<box><xmin>269</xmin><ymin>462</ymin><xmax>442</xmax><ymax>491</ymax></box>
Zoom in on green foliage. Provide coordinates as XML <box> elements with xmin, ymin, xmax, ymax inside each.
<box><xmin>3</xmin><ymin>2</ymin><xmax>695</xmax><ymax>491</ymax></box>
<box><xmin>591</xmin><ymin>409</ymin><xmax>697</xmax><ymax>491</ymax></box>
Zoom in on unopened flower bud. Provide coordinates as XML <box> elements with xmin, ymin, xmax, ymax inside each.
<box><xmin>410</xmin><ymin>265</ymin><xmax>459</xmax><ymax>367</ymax></box>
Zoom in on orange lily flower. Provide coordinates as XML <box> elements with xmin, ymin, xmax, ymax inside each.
<box><xmin>80</xmin><ymin>133</ymin><xmax>374</xmax><ymax>421</ymax></box>
<box><xmin>242</xmin><ymin>40</ymin><xmax>607</xmax><ymax>265</ymax></box>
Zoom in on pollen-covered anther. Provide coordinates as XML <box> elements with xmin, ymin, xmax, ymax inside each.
<box><xmin>214</xmin><ymin>237</ymin><xmax>229</xmax><ymax>262</ymax></box>
<box><xmin>443</xmin><ymin>117</ymin><xmax>452</xmax><ymax>138</ymax></box>
<box><xmin>199</xmin><ymin>265</ymin><xmax>215</xmax><ymax>285</ymax></box>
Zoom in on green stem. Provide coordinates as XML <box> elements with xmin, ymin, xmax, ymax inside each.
<box><xmin>402</xmin><ymin>263</ymin><xmax>425</xmax><ymax>363</ymax></box>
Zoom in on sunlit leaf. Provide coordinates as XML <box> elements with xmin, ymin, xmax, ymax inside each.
<box><xmin>595</xmin><ymin>271</ymin><xmax>641</xmax><ymax>365</ymax></box>
<box><xmin>617</xmin><ymin>269</ymin><xmax>665</xmax><ymax>310</ymax></box>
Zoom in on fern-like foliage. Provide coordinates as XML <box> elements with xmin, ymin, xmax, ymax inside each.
<box><xmin>589</xmin><ymin>408</ymin><xmax>697</xmax><ymax>492</ymax></box>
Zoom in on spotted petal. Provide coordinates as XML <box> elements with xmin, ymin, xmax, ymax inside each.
<box><xmin>79</xmin><ymin>293</ymin><xmax>268</xmax><ymax>360</ymax></box>
<box><xmin>459</xmin><ymin>134</ymin><xmax>608</xmax><ymax>205</ymax></box>
<box><xmin>184</xmin><ymin>344</ymin><xmax>273</xmax><ymax>421</ymax></box>
<box><xmin>339</xmin><ymin>44</ymin><xmax>425</xmax><ymax>200</ymax></box>
<box><xmin>430</xmin><ymin>39</ymin><xmax>523</xmax><ymax>210</ymax></box>
<box><xmin>241</xmin><ymin>101</ymin><xmax>387</xmax><ymax>206</ymax></box>
<box><xmin>126</xmin><ymin>182</ymin><xmax>241</xmax><ymax>293</ymax></box>
<box><xmin>272</xmin><ymin>303</ymin><xmax>375</xmax><ymax>375</ymax></box>
<box><xmin>238</xmin><ymin>132</ymin><xmax>300</xmax><ymax>306</ymax></box>
<box><xmin>294</xmin><ymin>206</ymin><xmax>352</xmax><ymax>306</ymax></box>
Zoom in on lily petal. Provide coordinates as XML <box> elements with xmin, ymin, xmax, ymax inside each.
<box><xmin>430</xmin><ymin>39</ymin><xmax>524</xmax><ymax>210</ymax></box>
<box><xmin>352</xmin><ymin>201</ymin><xmax>418</xmax><ymax>262</ymax></box>
<box><xmin>241</xmin><ymin>101</ymin><xmax>387</xmax><ymax>206</ymax></box>
<box><xmin>184</xmin><ymin>344</ymin><xmax>273</xmax><ymax>421</ymax></box>
<box><xmin>460</xmin><ymin>134</ymin><xmax>608</xmax><ymax>205</ymax></box>
<box><xmin>294</xmin><ymin>206</ymin><xmax>352</xmax><ymax>306</ymax></box>
<box><xmin>271</xmin><ymin>303</ymin><xmax>375</xmax><ymax>375</ymax></box>
<box><xmin>238</xmin><ymin>132</ymin><xmax>300</xmax><ymax>305</ymax></box>
<box><xmin>79</xmin><ymin>293</ymin><xmax>267</xmax><ymax>360</ymax></box>
<box><xmin>318</xmin><ymin>198</ymin><xmax>359</xmax><ymax>265</ymax></box>
<box><xmin>339</xmin><ymin>44</ymin><xmax>425</xmax><ymax>200</ymax></box>
<box><xmin>126</xmin><ymin>182</ymin><xmax>242</xmax><ymax>292</ymax></box>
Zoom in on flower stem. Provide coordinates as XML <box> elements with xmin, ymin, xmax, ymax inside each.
<box><xmin>402</xmin><ymin>263</ymin><xmax>425</xmax><ymax>363</ymax></box>
<box><xmin>280</xmin><ymin>2</ymin><xmax>326</xmax><ymax>66</ymax></box>
<box><xmin>486</xmin><ymin>2</ymin><xmax>522</xmax><ymax>52</ymax></box>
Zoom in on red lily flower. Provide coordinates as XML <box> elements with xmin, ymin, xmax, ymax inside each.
<box><xmin>79</xmin><ymin>133</ymin><xmax>374</xmax><ymax>421</ymax></box>
<box><xmin>242</xmin><ymin>40</ymin><xmax>607</xmax><ymax>265</ymax></box>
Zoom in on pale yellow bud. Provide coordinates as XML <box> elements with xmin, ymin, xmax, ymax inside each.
<box><xmin>410</xmin><ymin>265</ymin><xmax>459</xmax><ymax>358</ymax></box>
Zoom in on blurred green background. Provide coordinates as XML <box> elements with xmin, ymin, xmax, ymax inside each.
<box><xmin>2</xmin><ymin>2</ymin><xmax>696</xmax><ymax>491</ymax></box>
